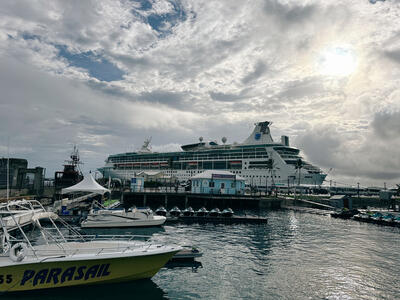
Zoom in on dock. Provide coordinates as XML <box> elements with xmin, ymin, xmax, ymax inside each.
<box><xmin>282</xmin><ymin>205</ymin><xmax>332</xmax><ymax>216</ymax></box>
<box><xmin>166</xmin><ymin>215</ymin><xmax>268</xmax><ymax>224</ymax></box>
<box><xmin>122</xmin><ymin>191</ymin><xmax>283</xmax><ymax>210</ymax></box>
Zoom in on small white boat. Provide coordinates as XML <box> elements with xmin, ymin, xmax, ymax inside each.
<box><xmin>182</xmin><ymin>207</ymin><xmax>195</xmax><ymax>216</ymax></box>
<box><xmin>81</xmin><ymin>203</ymin><xmax>166</xmax><ymax>228</ymax></box>
<box><xmin>0</xmin><ymin>200</ymin><xmax>180</xmax><ymax>292</ymax></box>
<box><xmin>0</xmin><ymin>200</ymin><xmax>45</xmax><ymax>231</ymax></box>
<box><xmin>155</xmin><ymin>206</ymin><xmax>167</xmax><ymax>216</ymax></box>
<box><xmin>196</xmin><ymin>207</ymin><xmax>208</xmax><ymax>217</ymax></box>
<box><xmin>170</xmin><ymin>246</ymin><xmax>203</xmax><ymax>261</ymax></box>
<box><xmin>169</xmin><ymin>206</ymin><xmax>181</xmax><ymax>217</ymax></box>
<box><xmin>208</xmin><ymin>208</ymin><xmax>221</xmax><ymax>217</ymax></box>
<box><xmin>221</xmin><ymin>208</ymin><xmax>234</xmax><ymax>217</ymax></box>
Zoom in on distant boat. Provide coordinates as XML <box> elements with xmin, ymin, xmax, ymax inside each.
<box><xmin>182</xmin><ymin>207</ymin><xmax>195</xmax><ymax>216</ymax></box>
<box><xmin>169</xmin><ymin>206</ymin><xmax>181</xmax><ymax>217</ymax></box>
<box><xmin>208</xmin><ymin>208</ymin><xmax>221</xmax><ymax>217</ymax></box>
<box><xmin>155</xmin><ymin>206</ymin><xmax>167</xmax><ymax>216</ymax></box>
<box><xmin>381</xmin><ymin>214</ymin><xmax>395</xmax><ymax>225</ymax></box>
<box><xmin>221</xmin><ymin>208</ymin><xmax>234</xmax><ymax>217</ymax></box>
<box><xmin>371</xmin><ymin>212</ymin><xmax>383</xmax><ymax>223</ymax></box>
<box><xmin>196</xmin><ymin>207</ymin><xmax>208</xmax><ymax>217</ymax></box>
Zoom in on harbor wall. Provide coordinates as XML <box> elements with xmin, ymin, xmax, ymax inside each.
<box><xmin>122</xmin><ymin>192</ymin><xmax>282</xmax><ymax>210</ymax></box>
<box><xmin>282</xmin><ymin>196</ymin><xmax>400</xmax><ymax>210</ymax></box>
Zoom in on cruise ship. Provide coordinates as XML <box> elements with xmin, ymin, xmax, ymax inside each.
<box><xmin>99</xmin><ymin>121</ymin><xmax>327</xmax><ymax>187</ymax></box>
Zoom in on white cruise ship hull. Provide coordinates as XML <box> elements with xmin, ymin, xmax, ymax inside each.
<box><xmin>99</xmin><ymin>121</ymin><xmax>327</xmax><ymax>187</ymax></box>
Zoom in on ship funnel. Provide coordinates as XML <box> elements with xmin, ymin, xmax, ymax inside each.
<box><xmin>242</xmin><ymin>121</ymin><xmax>274</xmax><ymax>145</ymax></box>
<box><xmin>281</xmin><ymin>135</ymin><xmax>289</xmax><ymax>146</ymax></box>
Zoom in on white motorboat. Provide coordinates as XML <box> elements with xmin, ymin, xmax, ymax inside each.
<box><xmin>1</xmin><ymin>200</ymin><xmax>45</xmax><ymax>231</ymax></box>
<box><xmin>0</xmin><ymin>200</ymin><xmax>180</xmax><ymax>292</ymax></box>
<box><xmin>81</xmin><ymin>203</ymin><xmax>166</xmax><ymax>228</ymax></box>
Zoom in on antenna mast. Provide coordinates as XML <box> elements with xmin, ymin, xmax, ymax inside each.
<box><xmin>6</xmin><ymin>137</ymin><xmax>9</xmax><ymax>201</ymax></box>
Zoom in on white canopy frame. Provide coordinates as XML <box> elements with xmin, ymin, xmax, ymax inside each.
<box><xmin>61</xmin><ymin>173</ymin><xmax>110</xmax><ymax>195</ymax></box>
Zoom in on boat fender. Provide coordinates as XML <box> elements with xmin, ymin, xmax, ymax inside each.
<box><xmin>1</xmin><ymin>234</ymin><xmax>10</xmax><ymax>253</ymax></box>
<box><xmin>9</xmin><ymin>242</ymin><xmax>28</xmax><ymax>262</ymax></box>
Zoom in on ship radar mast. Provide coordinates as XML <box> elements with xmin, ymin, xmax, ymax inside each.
<box><xmin>64</xmin><ymin>144</ymin><xmax>83</xmax><ymax>174</ymax></box>
<box><xmin>65</xmin><ymin>145</ymin><xmax>83</xmax><ymax>168</ymax></box>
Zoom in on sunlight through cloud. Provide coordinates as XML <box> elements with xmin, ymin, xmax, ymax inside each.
<box><xmin>318</xmin><ymin>46</ymin><xmax>357</xmax><ymax>77</ymax></box>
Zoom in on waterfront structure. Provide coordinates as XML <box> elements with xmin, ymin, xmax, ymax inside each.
<box><xmin>0</xmin><ymin>158</ymin><xmax>44</xmax><ymax>196</ymax></box>
<box><xmin>136</xmin><ymin>171</ymin><xmax>175</xmax><ymax>183</ymax></box>
<box><xmin>99</xmin><ymin>121</ymin><xmax>327</xmax><ymax>188</ymax></box>
<box><xmin>131</xmin><ymin>177</ymin><xmax>144</xmax><ymax>192</ymax></box>
<box><xmin>191</xmin><ymin>170</ymin><xmax>245</xmax><ymax>195</ymax></box>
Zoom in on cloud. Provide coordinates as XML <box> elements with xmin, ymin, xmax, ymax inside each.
<box><xmin>241</xmin><ymin>61</ymin><xmax>268</xmax><ymax>84</ymax></box>
<box><xmin>371</xmin><ymin>110</ymin><xmax>400</xmax><ymax>140</ymax></box>
<box><xmin>1</xmin><ymin>0</ymin><xmax>400</xmax><ymax>186</ymax></box>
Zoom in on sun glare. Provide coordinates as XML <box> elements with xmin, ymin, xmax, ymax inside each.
<box><xmin>318</xmin><ymin>47</ymin><xmax>357</xmax><ymax>77</ymax></box>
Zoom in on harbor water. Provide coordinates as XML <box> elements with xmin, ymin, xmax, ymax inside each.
<box><xmin>4</xmin><ymin>209</ymin><xmax>400</xmax><ymax>299</ymax></box>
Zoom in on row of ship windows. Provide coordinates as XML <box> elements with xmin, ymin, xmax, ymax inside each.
<box><xmin>110</xmin><ymin>155</ymin><xmax>269</xmax><ymax>163</ymax></box>
<box><xmin>160</xmin><ymin>170</ymin><xmax>280</xmax><ymax>179</ymax></box>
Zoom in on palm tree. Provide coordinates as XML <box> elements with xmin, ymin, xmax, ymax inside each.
<box><xmin>266</xmin><ymin>158</ymin><xmax>275</xmax><ymax>195</ymax></box>
<box><xmin>294</xmin><ymin>159</ymin><xmax>303</xmax><ymax>198</ymax></box>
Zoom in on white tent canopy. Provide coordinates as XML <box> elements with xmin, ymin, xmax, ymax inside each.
<box><xmin>61</xmin><ymin>173</ymin><xmax>110</xmax><ymax>195</ymax></box>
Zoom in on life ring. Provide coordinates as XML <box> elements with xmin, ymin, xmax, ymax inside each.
<box><xmin>9</xmin><ymin>242</ymin><xmax>28</xmax><ymax>262</ymax></box>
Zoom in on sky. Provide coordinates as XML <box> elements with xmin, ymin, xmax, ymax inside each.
<box><xmin>0</xmin><ymin>0</ymin><xmax>399</xmax><ymax>188</ymax></box>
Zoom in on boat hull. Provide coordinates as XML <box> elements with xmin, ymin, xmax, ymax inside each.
<box><xmin>81</xmin><ymin>216</ymin><xmax>166</xmax><ymax>228</ymax></box>
<box><xmin>0</xmin><ymin>251</ymin><xmax>176</xmax><ymax>292</ymax></box>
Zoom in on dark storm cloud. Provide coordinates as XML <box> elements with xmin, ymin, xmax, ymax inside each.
<box><xmin>384</xmin><ymin>49</ymin><xmax>400</xmax><ymax>64</ymax></box>
<box><xmin>276</xmin><ymin>78</ymin><xmax>326</xmax><ymax>101</ymax></box>
<box><xmin>138</xmin><ymin>90</ymin><xmax>187</xmax><ymax>108</ymax></box>
<box><xmin>263</xmin><ymin>0</ymin><xmax>316</xmax><ymax>26</ymax></box>
<box><xmin>209</xmin><ymin>92</ymin><xmax>244</xmax><ymax>102</ymax></box>
<box><xmin>295</xmin><ymin>126</ymin><xmax>343</xmax><ymax>169</ymax></box>
<box><xmin>241</xmin><ymin>61</ymin><xmax>268</xmax><ymax>84</ymax></box>
<box><xmin>371</xmin><ymin>111</ymin><xmax>400</xmax><ymax>140</ymax></box>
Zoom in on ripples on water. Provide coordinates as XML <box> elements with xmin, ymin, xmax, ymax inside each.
<box><xmin>4</xmin><ymin>210</ymin><xmax>400</xmax><ymax>300</ymax></box>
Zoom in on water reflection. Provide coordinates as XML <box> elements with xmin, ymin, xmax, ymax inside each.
<box><xmin>164</xmin><ymin>260</ymin><xmax>203</xmax><ymax>272</ymax></box>
<box><xmin>3</xmin><ymin>280</ymin><xmax>167</xmax><ymax>300</ymax></box>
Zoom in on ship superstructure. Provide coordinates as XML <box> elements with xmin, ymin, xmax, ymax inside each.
<box><xmin>54</xmin><ymin>145</ymin><xmax>83</xmax><ymax>190</ymax></box>
<box><xmin>99</xmin><ymin>121</ymin><xmax>327</xmax><ymax>187</ymax></box>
